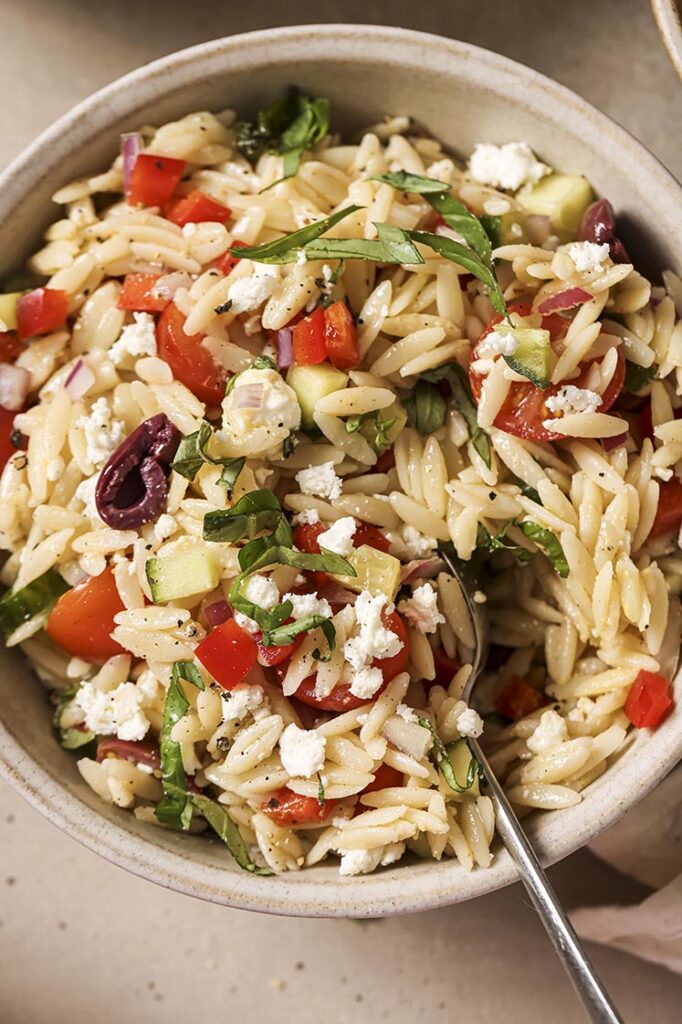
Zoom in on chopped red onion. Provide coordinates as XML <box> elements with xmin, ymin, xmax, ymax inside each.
<box><xmin>204</xmin><ymin>600</ymin><xmax>230</xmax><ymax>627</ymax></box>
<box><xmin>0</xmin><ymin>364</ymin><xmax>30</xmax><ymax>411</ymax></box>
<box><xmin>121</xmin><ymin>132</ymin><xmax>141</xmax><ymax>192</ymax></box>
<box><xmin>276</xmin><ymin>328</ymin><xmax>294</xmax><ymax>369</ymax></box>
<box><xmin>526</xmin><ymin>214</ymin><xmax>551</xmax><ymax>245</ymax></box>
<box><xmin>400</xmin><ymin>556</ymin><xmax>445</xmax><ymax>583</ymax></box>
<box><xmin>64</xmin><ymin>358</ymin><xmax>95</xmax><ymax>399</ymax></box>
<box><xmin>232</xmin><ymin>382</ymin><xmax>264</xmax><ymax>410</ymax></box>
<box><xmin>537</xmin><ymin>287</ymin><xmax>593</xmax><ymax>315</ymax></box>
<box><xmin>601</xmin><ymin>431</ymin><xmax>628</xmax><ymax>452</ymax></box>
<box><xmin>152</xmin><ymin>272</ymin><xmax>193</xmax><ymax>301</ymax></box>
<box><xmin>316</xmin><ymin>584</ymin><xmax>358</xmax><ymax>606</ymax></box>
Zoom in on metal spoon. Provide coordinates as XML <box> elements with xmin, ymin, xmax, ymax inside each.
<box><xmin>439</xmin><ymin>547</ymin><xmax>624</xmax><ymax>1024</ymax></box>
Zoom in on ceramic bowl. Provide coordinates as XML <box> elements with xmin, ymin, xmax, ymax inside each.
<box><xmin>652</xmin><ymin>0</ymin><xmax>682</xmax><ymax>81</ymax></box>
<box><xmin>1</xmin><ymin>25</ymin><xmax>681</xmax><ymax>918</ymax></box>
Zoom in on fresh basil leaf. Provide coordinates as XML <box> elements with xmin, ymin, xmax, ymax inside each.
<box><xmin>190</xmin><ymin>793</ymin><xmax>271</xmax><ymax>875</ymax></box>
<box><xmin>227</xmin><ymin>205</ymin><xmax>363</xmax><ymax>264</ymax></box>
<box><xmin>263</xmin><ymin>614</ymin><xmax>336</xmax><ymax>651</ymax></box>
<box><xmin>515</xmin><ymin>478</ymin><xmax>542</xmax><ymax>505</ymax></box>
<box><xmin>624</xmin><ymin>360</ymin><xmax>657</xmax><ymax>393</ymax></box>
<box><xmin>329</xmin><ymin>259</ymin><xmax>345</xmax><ymax>284</ymax></box>
<box><xmin>418</xmin><ymin>717</ymin><xmax>481</xmax><ymax>793</ymax></box>
<box><xmin>404</xmin><ymin>379</ymin><xmax>446</xmax><ymax>436</ymax></box>
<box><xmin>421</xmin><ymin>361</ymin><xmax>491</xmax><ymax>468</ymax></box>
<box><xmin>279</xmin><ymin>95</ymin><xmax>330</xmax><ymax>179</ymax></box>
<box><xmin>172</xmin><ymin>421</ymin><xmax>245</xmax><ymax>499</ymax></box>
<box><xmin>242</xmin><ymin>544</ymin><xmax>355</xmax><ymax>578</ymax></box>
<box><xmin>372</xmin><ymin>171</ymin><xmax>450</xmax><ymax>195</ymax></box>
<box><xmin>476</xmin><ymin>522</ymin><xmax>533</xmax><ymax>562</ymax></box>
<box><xmin>317</xmin><ymin>773</ymin><xmax>326</xmax><ymax>808</ymax></box>
<box><xmin>253</xmin><ymin>355</ymin><xmax>277</xmax><ymax>370</ymax></box>
<box><xmin>237</xmin><ymin>517</ymin><xmax>293</xmax><ymax>571</ymax></box>
<box><xmin>410</xmin><ymin>230</ymin><xmax>507</xmax><ymax>319</ymax></box>
<box><xmin>203</xmin><ymin>490</ymin><xmax>289</xmax><ymax>545</ymax></box>
<box><xmin>304</xmin><ymin>222</ymin><xmax>424</xmax><ymax>265</ymax></box>
<box><xmin>518</xmin><ymin>521</ymin><xmax>569</xmax><ymax>578</ymax></box>
<box><xmin>236</xmin><ymin>88</ymin><xmax>327</xmax><ymax>175</ymax></box>
<box><xmin>345</xmin><ymin>409</ymin><xmax>395</xmax><ymax>449</ymax></box>
<box><xmin>235</xmin><ymin>91</ymin><xmax>299</xmax><ymax>162</ymax></box>
<box><xmin>218</xmin><ymin>458</ymin><xmax>246</xmax><ymax>499</ymax></box>
<box><xmin>155</xmin><ymin>661</ymin><xmax>204</xmax><ymax>831</ymax></box>
<box><xmin>480</xmin><ymin>214</ymin><xmax>502</xmax><ymax>250</ymax></box>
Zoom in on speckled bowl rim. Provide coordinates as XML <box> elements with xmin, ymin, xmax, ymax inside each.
<box><xmin>1</xmin><ymin>24</ymin><xmax>681</xmax><ymax>918</ymax></box>
<box><xmin>652</xmin><ymin>0</ymin><xmax>682</xmax><ymax>81</ymax></box>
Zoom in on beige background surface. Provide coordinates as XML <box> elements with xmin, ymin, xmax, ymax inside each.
<box><xmin>1</xmin><ymin>1</ymin><xmax>681</xmax><ymax>1022</ymax></box>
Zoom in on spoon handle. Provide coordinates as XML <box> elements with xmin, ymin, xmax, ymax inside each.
<box><xmin>469</xmin><ymin>738</ymin><xmax>624</xmax><ymax>1024</ymax></box>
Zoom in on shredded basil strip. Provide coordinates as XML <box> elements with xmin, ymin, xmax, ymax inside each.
<box><xmin>418</xmin><ymin>717</ymin><xmax>481</xmax><ymax>793</ymax></box>
<box><xmin>226</xmin><ymin>205</ymin><xmax>363</xmax><ymax>264</ymax></box>
<box><xmin>190</xmin><ymin>793</ymin><xmax>272</xmax><ymax>875</ymax></box>
<box><xmin>404</xmin><ymin>379</ymin><xmax>446</xmax><ymax>436</ymax></box>
<box><xmin>203</xmin><ymin>489</ymin><xmax>292</xmax><ymax>546</ymax></box>
<box><xmin>518</xmin><ymin>521</ymin><xmax>570</xmax><ymax>578</ymax></box>
<box><xmin>253</xmin><ymin>354</ymin><xmax>277</xmax><ymax>370</ymax></box>
<box><xmin>236</xmin><ymin>88</ymin><xmax>330</xmax><ymax>184</ymax></box>
<box><xmin>264</xmin><ymin>614</ymin><xmax>336</xmax><ymax>653</ymax></box>
<box><xmin>420</xmin><ymin>361</ymin><xmax>491</xmax><ymax>468</ymax></box>
<box><xmin>476</xmin><ymin>523</ymin><xmax>533</xmax><ymax>563</ymax></box>
<box><xmin>317</xmin><ymin>773</ymin><xmax>326</xmax><ymax>808</ymax></box>
<box><xmin>624</xmin><ymin>360</ymin><xmax>657</xmax><ymax>393</ymax></box>
<box><xmin>305</xmin><ymin>222</ymin><xmax>424</xmax><ymax>265</ymax></box>
<box><xmin>480</xmin><ymin>214</ymin><xmax>502</xmax><ymax>250</ymax></box>
<box><xmin>156</xmin><ymin>661</ymin><xmax>205</xmax><ymax>831</ymax></box>
<box><xmin>410</xmin><ymin>230</ymin><xmax>508</xmax><ymax>319</ymax></box>
<box><xmin>172</xmin><ymin>421</ymin><xmax>245</xmax><ymax>499</ymax></box>
<box><xmin>515</xmin><ymin>478</ymin><xmax>542</xmax><ymax>505</ymax></box>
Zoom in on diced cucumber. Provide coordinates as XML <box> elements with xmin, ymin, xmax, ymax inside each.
<box><xmin>482</xmin><ymin>211</ymin><xmax>529</xmax><ymax>247</ymax></box>
<box><xmin>517</xmin><ymin>173</ymin><xmax>593</xmax><ymax>240</ymax></box>
<box><xmin>0</xmin><ymin>568</ymin><xmax>70</xmax><ymax>642</ymax></box>
<box><xmin>333</xmin><ymin>544</ymin><xmax>402</xmax><ymax>601</ymax></box>
<box><xmin>504</xmin><ymin>328</ymin><xmax>552</xmax><ymax>389</ymax></box>
<box><xmin>0</xmin><ymin>292</ymin><xmax>21</xmax><ymax>331</ymax></box>
<box><xmin>448</xmin><ymin>740</ymin><xmax>480</xmax><ymax>797</ymax></box>
<box><xmin>146</xmin><ymin>548</ymin><xmax>218</xmax><ymax>603</ymax></box>
<box><xmin>287</xmin><ymin>363</ymin><xmax>347</xmax><ymax>429</ymax></box>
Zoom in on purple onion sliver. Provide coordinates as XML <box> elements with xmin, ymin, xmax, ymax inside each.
<box><xmin>601</xmin><ymin>431</ymin><xmax>628</xmax><ymax>452</ymax></box>
<box><xmin>537</xmin><ymin>287</ymin><xmax>592</xmax><ymax>315</ymax></box>
<box><xmin>64</xmin><ymin>359</ymin><xmax>95</xmax><ymax>400</ymax></box>
<box><xmin>121</xmin><ymin>132</ymin><xmax>141</xmax><ymax>192</ymax></box>
<box><xmin>204</xmin><ymin>600</ymin><xmax>230</xmax><ymax>627</ymax></box>
<box><xmin>276</xmin><ymin>328</ymin><xmax>294</xmax><ymax>369</ymax></box>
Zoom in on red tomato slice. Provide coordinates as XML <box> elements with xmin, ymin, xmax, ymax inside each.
<box><xmin>126</xmin><ymin>154</ymin><xmax>186</xmax><ymax>207</ymax></box>
<box><xmin>46</xmin><ymin>566</ymin><xmax>126</xmax><ymax>662</ymax></box>
<box><xmin>324</xmin><ymin>300</ymin><xmax>359</xmax><ymax>370</ymax></box>
<box><xmin>165</xmin><ymin>189</ymin><xmax>231</xmax><ymax>227</ymax></box>
<box><xmin>294</xmin><ymin>611</ymin><xmax>410</xmax><ymax>712</ymax></box>
<box><xmin>195</xmin><ymin>618</ymin><xmax>257</xmax><ymax>690</ymax></box>
<box><xmin>255</xmin><ymin>627</ymin><xmax>304</xmax><ymax>667</ymax></box>
<box><xmin>362</xmin><ymin>762</ymin><xmax>403</xmax><ymax>794</ymax></box>
<box><xmin>624</xmin><ymin>670</ymin><xmax>673</xmax><ymax>729</ymax></box>
<box><xmin>293</xmin><ymin>305</ymin><xmax>326</xmax><ymax>365</ymax></box>
<box><xmin>353</xmin><ymin>523</ymin><xmax>391</xmax><ymax>553</ymax></box>
<box><xmin>293</xmin><ymin>520</ymin><xmax>390</xmax><ymax>589</ymax></box>
<box><xmin>495</xmin><ymin>675</ymin><xmax>547</xmax><ymax>721</ymax></box>
<box><xmin>430</xmin><ymin>648</ymin><xmax>462</xmax><ymax>690</ymax></box>
<box><xmin>0</xmin><ymin>407</ymin><xmax>19</xmax><ymax>472</ymax></box>
<box><xmin>469</xmin><ymin>304</ymin><xmax>625</xmax><ymax>442</ymax></box>
<box><xmin>156</xmin><ymin>302</ymin><xmax>227</xmax><ymax>405</ymax></box>
<box><xmin>0</xmin><ymin>332</ymin><xmax>23</xmax><ymax>363</ymax></box>
<box><xmin>118</xmin><ymin>273</ymin><xmax>169</xmax><ymax>313</ymax></box>
<box><xmin>649</xmin><ymin>477</ymin><xmax>682</xmax><ymax>539</ymax></box>
<box><xmin>214</xmin><ymin>239</ymin><xmax>248</xmax><ymax>276</ymax></box>
<box><xmin>261</xmin><ymin>787</ymin><xmax>337</xmax><ymax>826</ymax></box>
<box><xmin>16</xmin><ymin>288</ymin><xmax>69</xmax><ymax>340</ymax></box>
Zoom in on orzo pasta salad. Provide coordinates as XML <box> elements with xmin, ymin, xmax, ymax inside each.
<box><xmin>0</xmin><ymin>91</ymin><xmax>680</xmax><ymax>876</ymax></box>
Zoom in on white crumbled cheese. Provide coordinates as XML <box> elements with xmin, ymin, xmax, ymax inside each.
<box><xmin>322</xmin><ymin>264</ymin><xmax>333</xmax><ymax>283</ymax></box>
<box><xmin>398</xmin><ymin>524</ymin><xmax>437</xmax><ymax>559</ymax></box>
<box><xmin>135</xmin><ymin>670</ymin><xmax>159</xmax><ymax>700</ymax></box>
<box><xmin>74</xmin><ymin>476</ymin><xmax>100</xmax><ymax>524</ymax></box>
<box><xmin>456</xmin><ymin>707</ymin><xmax>484</xmax><ymax>739</ymax></box>
<box><xmin>77</xmin><ymin>397</ymin><xmax>126</xmax><ymax>468</ymax></box>
<box><xmin>527</xmin><ymin>709</ymin><xmax>567</xmax><ymax>753</ymax></box>
<box><xmin>562</xmin><ymin>241</ymin><xmax>610</xmax><ymax>274</ymax></box>
<box><xmin>293</xmin><ymin>509</ymin><xmax>320</xmax><ymax>526</ymax></box>
<box><xmin>349</xmin><ymin>666</ymin><xmax>384</xmax><ymax>699</ymax></box>
<box><xmin>279</xmin><ymin>723</ymin><xmax>326</xmax><ymax>778</ymax></box>
<box><xmin>544</xmin><ymin>385</ymin><xmax>601</xmax><ymax>418</ymax></box>
<box><xmin>221</xmin><ymin>684</ymin><xmax>264</xmax><ymax>723</ymax></box>
<box><xmin>227</xmin><ymin>264</ymin><xmax>281</xmax><ymax>314</ymax></box>
<box><xmin>152</xmin><ymin>513</ymin><xmax>177</xmax><ymax>544</ymax></box>
<box><xmin>295</xmin><ymin>461</ymin><xmax>343</xmax><ymax>501</ymax></box>
<box><xmin>182</xmin><ymin>223</ymin><xmax>199</xmax><ymax>237</ymax></box>
<box><xmin>343</xmin><ymin>591</ymin><xmax>403</xmax><ymax>674</ymax></box>
<box><xmin>468</xmin><ymin>142</ymin><xmax>549</xmax><ymax>192</ymax></box>
<box><xmin>219</xmin><ymin>366</ymin><xmax>301</xmax><ymax>457</ymax></box>
<box><xmin>397</xmin><ymin>583</ymin><xmax>445</xmax><ymax>634</ymax></box>
<box><xmin>317</xmin><ymin>517</ymin><xmax>357</xmax><ymax>556</ymax></box>
<box><xmin>395</xmin><ymin>703</ymin><xmax>418</xmax><ymax>723</ymax></box>
<box><xmin>76</xmin><ymin>681</ymin><xmax>150</xmax><ymax>742</ymax></box>
<box><xmin>110</xmin><ymin>312</ymin><xmax>157</xmax><ymax>364</ymax></box>
<box><xmin>477</xmin><ymin>323</ymin><xmax>519</xmax><ymax>359</ymax></box>
<box><xmin>243</xmin><ymin>573</ymin><xmax>280</xmax><ymax>610</ymax></box>
<box><xmin>282</xmin><ymin>591</ymin><xmax>332</xmax><ymax>620</ymax></box>
<box><xmin>338</xmin><ymin>842</ymin><xmax>406</xmax><ymax>876</ymax></box>
<box><xmin>234</xmin><ymin>611</ymin><xmax>260</xmax><ymax>634</ymax></box>
<box><xmin>295</xmin><ymin>249</ymin><xmax>307</xmax><ymax>266</ymax></box>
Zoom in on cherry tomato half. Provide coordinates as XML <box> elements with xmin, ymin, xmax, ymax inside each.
<box><xmin>118</xmin><ymin>273</ymin><xmax>169</xmax><ymax>313</ymax></box>
<box><xmin>324</xmin><ymin>300</ymin><xmax>359</xmax><ymax>370</ymax></box>
<box><xmin>0</xmin><ymin>408</ymin><xmax>20</xmax><ymax>473</ymax></box>
<box><xmin>261</xmin><ymin>787</ymin><xmax>338</xmax><ymax>826</ymax></box>
<box><xmin>46</xmin><ymin>566</ymin><xmax>126</xmax><ymax>662</ymax></box>
<box><xmin>649</xmin><ymin>477</ymin><xmax>682</xmax><ymax>539</ymax></box>
<box><xmin>495</xmin><ymin>675</ymin><xmax>547</xmax><ymax>721</ymax></box>
<box><xmin>156</xmin><ymin>302</ymin><xmax>228</xmax><ymax>405</ymax></box>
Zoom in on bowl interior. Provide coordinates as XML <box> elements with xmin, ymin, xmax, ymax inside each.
<box><xmin>1</xmin><ymin>25</ymin><xmax>681</xmax><ymax>917</ymax></box>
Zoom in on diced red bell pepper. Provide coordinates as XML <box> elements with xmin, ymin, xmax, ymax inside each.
<box><xmin>165</xmin><ymin>189</ymin><xmax>231</xmax><ymax>227</ymax></box>
<box><xmin>323</xmin><ymin>300</ymin><xmax>359</xmax><ymax>370</ymax></box>
<box><xmin>362</xmin><ymin>763</ymin><xmax>403</xmax><ymax>795</ymax></box>
<box><xmin>495</xmin><ymin>675</ymin><xmax>547</xmax><ymax>721</ymax></box>
<box><xmin>353</xmin><ymin>523</ymin><xmax>391</xmax><ymax>553</ymax></box>
<box><xmin>195</xmin><ymin>617</ymin><xmax>257</xmax><ymax>690</ymax></box>
<box><xmin>261</xmin><ymin>787</ymin><xmax>337</xmax><ymax>826</ymax></box>
<box><xmin>126</xmin><ymin>153</ymin><xmax>186</xmax><ymax>208</ymax></box>
<box><xmin>649</xmin><ymin>477</ymin><xmax>682</xmax><ymax>539</ymax></box>
<box><xmin>293</xmin><ymin>305</ymin><xmax>327</xmax><ymax>365</ymax></box>
<box><xmin>16</xmin><ymin>288</ymin><xmax>68</xmax><ymax>340</ymax></box>
<box><xmin>0</xmin><ymin>407</ymin><xmax>20</xmax><ymax>472</ymax></box>
<box><xmin>625</xmin><ymin>670</ymin><xmax>673</xmax><ymax>729</ymax></box>
<box><xmin>118</xmin><ymin>273</ymin><xmax>169</xmax><ymax>313</ymax></box>
<box><xmin>0</xmin><ymin>332</ymin><xmax>23</xmax><ymax>363</ymax></box>
<box><xmin>214</xmin><ymin>239</ymin><xmax>248</xmax><ymax>276</ymax></box>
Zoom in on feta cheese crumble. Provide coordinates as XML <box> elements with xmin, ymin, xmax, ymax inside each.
<box><xmin>220</xmin><ymin>684</ymin><xmax>264</xmax><ymax>723</ymax></box>
<box><xmin>338</xmin><ymin>842</ymin><xmax>406</xmax><ymax>876</ymax></box>
<box><xmin>317</xmin><ymin>516</ymin><xmax>357</xmax><ymax>556</ymax></box>
<box><xmin>562</xmin><ymin>241</ymin><xmax>610</xmax><ymax>274</ymax></box>
<box><xmin>397</xmin><ymin>583</ymin><xmax>445</xmax><ymax>634</ymax></box>
<box><xmin>295</xmin><ymin>460</ymin><xmax>343</xmax><ymax>501</ymax></box>
<box><xmin>395</xmin><ymin>703</ymin><xmax>418</xmax><ymax>723</ymax></box>
<box><xmin>456</xmin><ymin>707</ymin><xmax>484</xmax><ymax>739</ymax></box>
<box><xmin>226</xmin><ymin>264</ymin><xmax>281</xmax><ymax>314</ymax></box>
<box><xmin>219</xmin><ymin>367</ymin><xmax>301</xmax><ymax>457</ymax></box>
<box><xmin>76</xmin><ymin>681</ymin><xmax>150</xmax><ymax>742</ymax></box>
<box><xmin>282</xmin><ymin>591</ymin><xmax>332</xmax><ymax>620</ymax></box>
<box><xmin>110</xmin><ymin>312</ymin><xmax>157</xmax><ymax>364</ymax></box>
<box><xmin>279</xmin><ymin>723</ymin><xmax>326</xmax><ymax>778</ymax></box>
<box><xmin>293</xmin><ymin>508</ymin><xmax>320</xmax><ymax>526</ymax></box>
<box><xmin>234</xmin><ymin>611</ymin><xmax>260</xmax><ymax>635</ymax></box>
<box><xmin>468</xmin><ymin>142</ymin><xmax>549</xmax><ymax>192</ymax></box>
<box><xmin>544</xmin><ymin>385</ymin><xmax>601</xmax><ymax>418</ymax></box>
<box><xmin>243</xmin><ymin>573</ymin><xmax>280</xmax><ymax>610</ymax></box>
<box><xmin>348</xmin><ymin>665</ymin><xmax>384</xmax><ymax>699</ymax></box>
<box><xmin>343</xmin><ymin>591</ymin><xmax>403</xmax><ymax>680</ymax></box>
<box><xmin>77</xmin><ymin>397</ymin><xmax>126</xmax><ymax>469</ymax></box>
<box><xmin>477</xmin><ymin>323</ymin><xmax>519</xmax><ymax>359</ymax></box>
<box><xmin>527</xmin><ymin>709</ymin><xmax>567</xmax><ymax>754</ymax></box>
<box><xmin>394</xmin><ymin>524</ymin><xmax>437</xmax><ymax>559</ymax></box>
